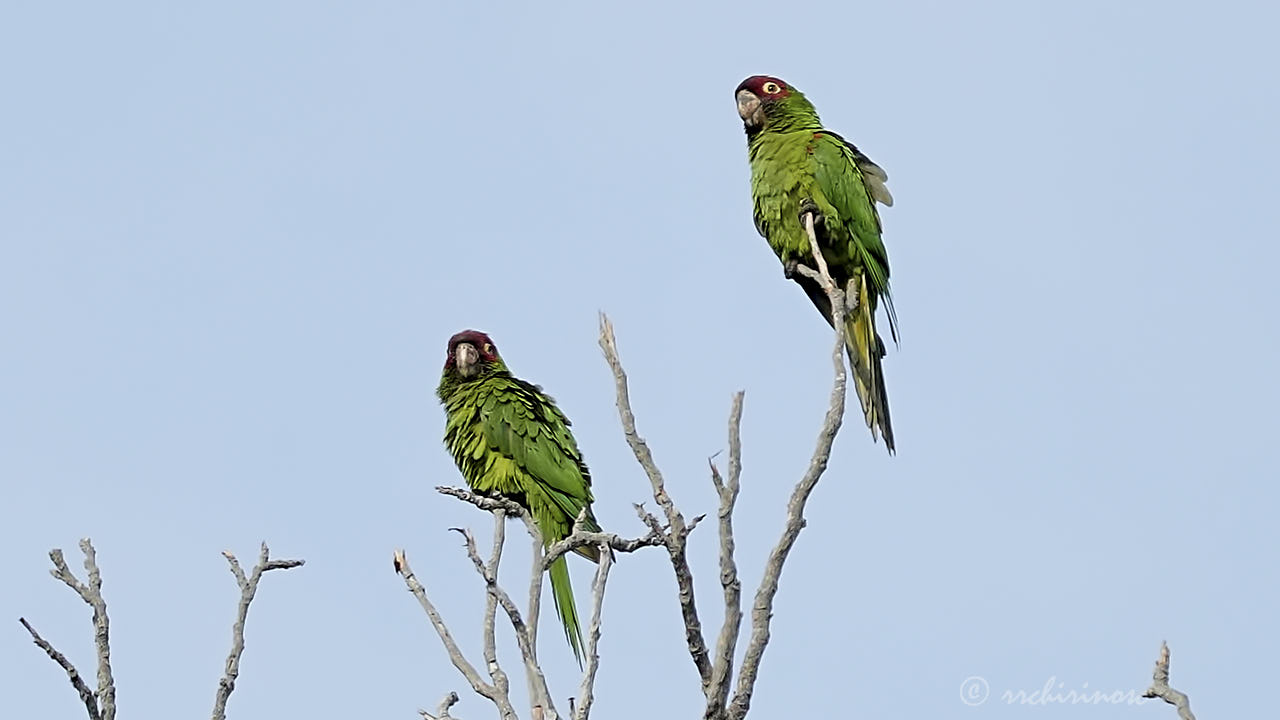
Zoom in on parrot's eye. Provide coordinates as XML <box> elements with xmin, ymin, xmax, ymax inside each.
<box><xmin>762</xmin><ymin>81</ymin><xmax>781</xmax><ymax>94</ymax></box>
<box><xmin>483</xmin><ymin>343</ymin><xmax>493</xmax><ymax>354</ymax></box>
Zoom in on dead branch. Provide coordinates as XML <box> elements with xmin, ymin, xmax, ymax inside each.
<box><xmin>598</xmin><ymin>312</ymin><xmax>713</xmax><ymax>691</ymax></box>
<box><xmin>453</xmin><ymin>526</ymin><xmax>556</xmax><ymax>718</ymax></box>
<box><xmin>419</xmin><ymin>691</ymin><xmax>462</xmax><ymax>720</ymax></box>
<box><xmin>20</xmin><ymin>539</ymin><xmax>116</xmax><ymax>720</ymax></box>
<box><xmin>424</xmin><ymin>477</ymin><xmax>662</xmax><ymax>720</ymax></box>
<box><xmin>542</xmin><ymin>528</ymin><xmax>665</xmax><ymax>568</ymax></box>
<box><xmin>483</xmin><ymin>511</ymin><xmax>514</xmax><ymax>707</ymax></box>
<box><xmin>706</xmin><ymin>392</ymin><xmax>745</xmax><ymax>718</ymax></box>
<box><xmin>726</xmin><ymin>211</ymin><xmax>848</xmax><ymax>720</ymax></box>
<box><xmin>24</xmin><ymin>539</ymin><xmax>302</xmax><ymax>720</ymax></box>
<box><xmin>436</xmin><ymin>486</ymin><xmax>527</xmax><ymax>517</ymax></box>
<box><xmin>212</xmin><ymin>543</ymin><xmax>305</xmax><ymax>720</ymax></box>
<box><xmin>18</xmin><ymin>617</ymin><xmax>100</xmax><ymax>720</ymax></box>
<box><xmin>527</xmin><ymin>534</ymin><xmax>545</xmax><ymax>667</ymax></box>
<box><xmin>1143</xmin><ymin>642</ymin><xmax>1197</xmax><ymax>720</ymax></box>
<box><xmin>571</xmin><ymin>550</ymin><xmax>615</xmax><ymax>720</ymax></box>
<box><xmin>394</xmin><ymin>547</ymin><xmax>518</xmax><ymax>720</ymax></box>
<box><xmin>598</xmin><ymin>210</ymin><xmax>850</xmax><ymax>720</ymax></box>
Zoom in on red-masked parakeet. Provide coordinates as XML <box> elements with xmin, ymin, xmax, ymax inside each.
<box><xmin>735</xmin><ymin>75</ymin><xmax>898</xmax><ymax>454</ymax></box>
<box><xmin>436</xmin><ymin>330</ymin><xmax>601</xmax><ymax>664</ymax></box>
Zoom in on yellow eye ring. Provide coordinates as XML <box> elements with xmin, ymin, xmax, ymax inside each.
<box><xmin>483</xmin><ymin>343</ymin><xmax>493</xmax><ymax>354</ymax></box>
<box><xmin>762</xmin><ymin>81</ymin><xmax>781</xmax><ymax>94</ymax></box>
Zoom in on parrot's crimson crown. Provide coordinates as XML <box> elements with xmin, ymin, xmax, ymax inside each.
<box><xmin>735</xmin><ymin>75</ymin><xmax>792</xmax><ymax>99</ymax></box>
<box><xmin>445</xmin><ymin>329</ymin><xmax>499</xmax><ymax>368</ymax></box>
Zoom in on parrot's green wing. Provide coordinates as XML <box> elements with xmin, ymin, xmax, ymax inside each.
<box><xmin>831</xmin><ymin>131</ymin><xmax>894</xmax><ymax>208</ymax></box>
<box><xmin>473</xmin><ymin>378</ymin><xmax>598</xmax><ymax>666</ymax></box>
<box><xmin>478</xmin><ymin>380</ymin><xmax>596</xmax><ymax>527</ymax></box>
<box><xmin>811</xmin><ymin>132</ymin><xmax>898</xmax><ymax>341</ymax></box>
<box><xmin>807</xmin><ymin>131</ymin><xmax>898</xmax><ymax>451</ymax></box>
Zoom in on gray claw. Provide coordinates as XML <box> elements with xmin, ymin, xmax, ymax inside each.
<box><xmin>798</xmin><ymin>199</ymin><xmax>824</xmax><ymax>228</ymax></box>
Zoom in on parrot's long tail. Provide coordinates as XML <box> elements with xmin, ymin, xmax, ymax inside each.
<box><xmin>548</xmin><ymin>553</ymin><xmax>586</xmax><ymax>667</ymax></box>
<box><xmin>844</xmin><ymin>273</ymin><xmax>895</xmax><ymax>454</ymax></box>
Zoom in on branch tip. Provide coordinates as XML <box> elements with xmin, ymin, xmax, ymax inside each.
<box><xmin>1143</xmin><ymin>642</ymin><xmax>1196</xmax><ymax>720</ymax></box>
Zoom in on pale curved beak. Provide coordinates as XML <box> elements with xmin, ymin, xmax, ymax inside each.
<box><xmin>455</xmin><ymin>343</ymin><xmax>480</xmax><ymax>378</ymax></box>
<box><xmin>736</xmin><ymin>89</ymin><xmax>763</xmax><ymax>128</ymax></box>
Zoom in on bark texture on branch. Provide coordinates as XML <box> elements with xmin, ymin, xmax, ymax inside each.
<box><xmin>599</xmin><ymin>313</ymin><xmax>713</xmax><ymax>692</ymax></box>
<box><xmin>22</xmin><ymin>539</ymin><xmax>302</xmax><ymax>720</ymax></box>
<box><xmin>599</xmin><ymin>212</ymin><xmax>850</xmax><ymax>720</ymax></box>
<box><xmin>21</xmin><ymin>540</ymin><xmax>116</xmax><ymax>720</ymax></box>
<box><xmin>1143</xmin><ymin>642</ymin><xmax>1197</xmax><ymax>720</ymax></box>
<box><xmin>212</xmin><ymin>542</ymin><xmax>305</xmax><ymax>720</ymax></box>
<box><xmin>400</xmin><ymin>486</ymin><xmax>663</xmax><ymax>720</ymax></box>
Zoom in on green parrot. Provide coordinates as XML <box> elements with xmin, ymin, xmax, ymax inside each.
<box><xmin>436</xmin><ymin>329</ymin><xmax>601</xmax><ymax>664</ymax></box>
<box><xmin>735</xmin><ymin>75</ymin><xmax>898</xmax><ymax>454</ymax></box>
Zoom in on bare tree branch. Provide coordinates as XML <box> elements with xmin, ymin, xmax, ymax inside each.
<box><xmin>24</xmin><ymin>539</ymin><xmax>117</xmax><ymax>720</ymax></box>
<box><xmin>437</xmin><ymin>486</ymin><xmax>527</xmax><ymax>517</ymax></box>
<box><xmin>432</xmin><ymin>485</ymin><xmax>551</xmax><ymax>678</ymax></box>
<box><xmin>527</xmin><ymin>534</ymin><xmax>544</xmax><ymax>666</ymax></box>
<box><xmin>454</xmin><ymin>527</ymin><xmax>558</xmax><ymax>719</ymax></box>
<box><xmin>483</xmin><ymin>511</ymin><xmax>513</xmax><ymax>707</ymax></box>
<box><xmin>425</xmin><ymin>485</ymin><xmax>667</xmax><ymax>720</ymax></box>
<box><xmin>212</xmin><ymin>543</ymin><xmax>305</xmax><ymax>720</ymax></box>
<box><xmin>542</xmin><ymin>528</ymin><xmax>665</xmax><ymax>569</ymax></box>
<box><xmin>394</xmin><ymin>548</ymin><xmax>518</xmax><ymax>720</ymax></box>
<box><xmin>436</xmin><ymin>485</ymin><xmax>557</xmax><ymax>715</ymax></box>
<box><xmin>706</xmin><ymin>392</ymin><xmax>746</xmax><ymax>719</ymax></box>
<box><xmin>18</xmin><ymin>617</ymin><xmax>100</xmax><ymax>720</ymax></box>
<box><xmin>598</xmin><ymin>312</ymin><xmax>713</xmax><ymax>691</ymax></box>
<box><xmin>572</xmin><ymin>548</ymin><xmax>615</xmax><ymax>720</ymax></box>
<box><xmin>419</xmin><ymin>691</ymin><xmax>462</xmax><ymax>720</ymax></box>
<box><xmin>726</xmin><ymin>212</ymin><xmax>849</xmax><ymax>720</ymax></box>
<box><xmin>1143</xmin><ymin>642</ymin><xmax>1197</xmax><ymax>720</ymax></box>
<box><xmin>460</xmin><ymin>525</ymin><xmax>560</xmax><ymax>712</ymax></box>
<box><xmin>26</xmin><ymin>540</ymin><xmax>303</xmax><ymax>720</ymax></box>
<box><xmin>596</xmin><ymin>213</ymin><xmax>849</xmax><ymax>720</ymax></box>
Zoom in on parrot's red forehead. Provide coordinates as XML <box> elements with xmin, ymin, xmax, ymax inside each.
<box><xmin>445</xmin><ymin>329</ymin><xmax>501</xmax><ymax>369</ymax></box>
<box><xmin>736</xmin><ymin>75</ymin><xmax>791</xmax><ymax>97</ymax></box>
<box><xmin>448</xmin><ymin>329</ymin><xmax>494</xmax><ymax>351</ymax></box>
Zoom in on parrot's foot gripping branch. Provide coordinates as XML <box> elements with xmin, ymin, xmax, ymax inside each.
<box><xmin>798</xmin><ymin>198</ymin><xmax>824</xmax><ymax>230</ymax></box>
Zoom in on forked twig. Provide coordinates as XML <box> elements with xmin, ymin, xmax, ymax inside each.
<box><xmin>1143</xmin><ymin>642</ymin><xmax>1197</xmax><ymax>720</ymax></box>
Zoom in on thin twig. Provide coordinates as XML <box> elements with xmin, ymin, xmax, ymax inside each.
<box><xmin>18</xmin><ymin>617</ymin><xmax>101</xmax><ymax>720</ymax></box>
<box><xmin>706</xmin><ymin>392</ymin><xmax>746</xmax><ymax>718</ymax></box>
<box><xmin>454</xmin><ymin>528</ymin><xmax>557</xmax><ymax>720</ymax></box>
<box><xmin>395</xmin><ymin>548</ymin><xmax>518</xmax><ymax>720</ymax></box>
<box><xmin>434</xmin><ymin>484</ymin><xmax>549</xmax><ymax>661</ymax></box>
<box><xmin>573</xmin><ymin>545</ymin><xmax>615</xmax><ymax>720</ymax></box>
<box><xmin>212</xmin><ymin>543</ymin><xmax>304</xmax><ymax>720</ymax></box>
<box><xmin>419</xmin><ymin>690</ymin><xmax>462</xmax><ymax>720</ymax></box>
<box><xmin>41</xmin><ymin>539</ymin><xmax>116</xmax><ymax>720</ymax></box>
<box><xmin>527</xmin><ymin>534</ymin><xmax>544</xmax><ymax>666</ymax></box>
<box><xmin>483</xmin><ymin>511</ymin><xmax>512</xmax><ymax>702</ymax></box>
<box><xmin>437</xmin><ymin>486</ymin><xmax>527</xmax><ymax>517</ymax></box>
<box><xmin>542</xmin><ymin>528</ymin><xmax>665</xmax><ymax>569</ymax></box>
<box><xmin>726</xmin><ymin>213</ymin><xmax>848</xmax><ymax>720</ymax></box>
<box><xmin>796</xmin><ymin>213</ymin><xmax>834</xmax><ymax>292</ymax></box>
<box><xmin>598</xmin><ymin>312</ymin><xmax>713</xmax><ymax>690</ymax></box>
<box><xmin>1143</xmin><ymin>642</ymin><xmax>1197</xmax><ymax>720</ymax></box>
<box><xmin>434</xmin><ymin>484</ymin><xmax>661</xmax><ymax>720</ymax></box>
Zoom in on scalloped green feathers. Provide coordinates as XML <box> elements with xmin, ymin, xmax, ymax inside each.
<box><xmin>437</xmin><ymin>331</ymin><xmax>600</xmax><ymax>665</ymax></box>
<box><xmin>736</xmin><ymin>76</ymin><xmax>897</xmax><ymax>453</ymax></box>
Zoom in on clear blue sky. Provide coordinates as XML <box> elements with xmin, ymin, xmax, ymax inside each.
<box><xmin>2</xmin><ymin>2</ymin><xmax>1276</xmax><ymax>718</ymax></box>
